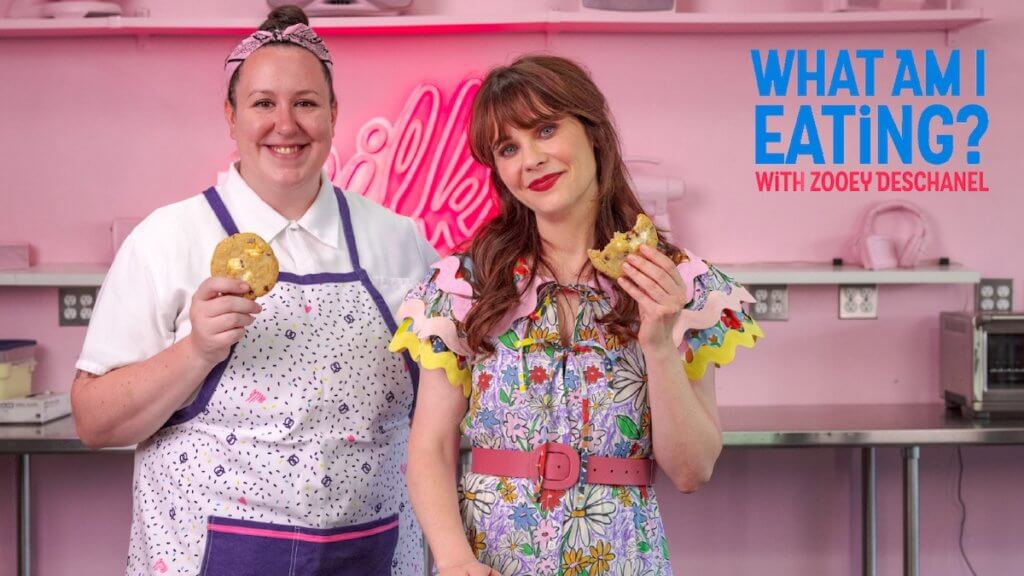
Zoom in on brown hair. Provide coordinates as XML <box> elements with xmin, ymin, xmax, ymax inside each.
<box><xmin>464</xmin><ymin>54</ymin><xmax>682</xmax><ymax>355</ymax></box>
<box><xmin>226</xmin><ymin>5</ymin><xmax>336</xmax><ymax>108</ymax></box>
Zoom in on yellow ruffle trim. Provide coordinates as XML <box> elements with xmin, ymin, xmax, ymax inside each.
<box><xmin>389</xmin><ymin>318</ymin><xmax>472</xmax><ymax>398</ymax></box>
<box><xmin>684</xmin><ymin>320</ymin><xmax>765</xmax><ymax>381</ymax></box>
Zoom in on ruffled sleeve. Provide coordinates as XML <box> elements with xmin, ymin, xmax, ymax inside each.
<box><xmin>671</xmin><ymin>249</ymin><xmax>764</xmax><ymax>381</ymax></box>
<box><xmin>388</xmin><ymin>254</ymin><xmax>474</xmax><ymax>397</ymax></box>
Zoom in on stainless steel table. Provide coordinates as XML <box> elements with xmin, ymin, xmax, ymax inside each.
<box><xmin>6</xmin><ymin>406</ymin><xmax>1024</xmax><ymax>576</ymax></box>
<box><xmin>718</xmin><ymin>404</ymin><xmax>1024</xmax><ymax>576</ymax></box>
<box><xmin>1</xmin><ymin>416</ymin><xmax>132</xmax><ymax>576</ymax></box>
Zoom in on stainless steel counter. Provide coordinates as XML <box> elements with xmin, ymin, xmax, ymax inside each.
<box><xmin>5</xmin><ymin>404</ymin><xmax>1023</xmax><ymax>454</ymax></box>
<box><xmin>720</xmin><ymin>403</ymin><xmax>1024</xmax><ymax>447</ymax></box>
<box><xmin>5</xmin><ymin>406</ymin><xmax>1024</xmax><ymax>576</ymax></box>
<box><xmin>1</xmin><ymin>415</ymin><xmax>130</xmax><ymax>576</ymax></box>
<box><xmin>0</xmin><ymin>415</ymin><xmax>133</xmax><ymax>454</ymax></box>
<box><xmin>718</xmin><ymin>404</ymin><xmax>1024</xmax><ymax>576</ymax></box>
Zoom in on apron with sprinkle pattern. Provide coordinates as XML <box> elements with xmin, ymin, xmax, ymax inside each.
<box><xmin>126</xmin><ymin>187</ymin><xmax>422</xmax><ymax>576</ymax></box>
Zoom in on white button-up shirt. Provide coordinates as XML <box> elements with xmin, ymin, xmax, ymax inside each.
<box><xmin>77</xmin><ymin>164</ymin><xmax>438</xmax><ymax>376</ymax></box>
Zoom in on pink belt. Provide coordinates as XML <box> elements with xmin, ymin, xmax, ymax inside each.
<box><xmin>471</xmin><ymin>442</ymin><xmax>654</xmax><ymax>490</ymax></box>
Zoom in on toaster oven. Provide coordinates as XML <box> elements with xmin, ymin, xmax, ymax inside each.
<box><xmin>941</xmin><ymin>312</ymin><xmax>1024</xmax><ymax>418</ymax></box>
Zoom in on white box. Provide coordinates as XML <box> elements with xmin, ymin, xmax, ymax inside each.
<box><xmin>0</xmin><ymin>392</ymin><xmax>71</xmax><ymax>424</ymax></box>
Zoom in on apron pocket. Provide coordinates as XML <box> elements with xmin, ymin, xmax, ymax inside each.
<box><xmin>200</xmin><ymin>514</ymin><xmax>400</xmax><ymax>576</ymax></box>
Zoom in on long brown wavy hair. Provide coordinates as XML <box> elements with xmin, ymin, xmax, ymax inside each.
<box><xmin>464</xmin><ymin>54</ymin><xmax>682</xmax><ymax>355</ymax></box>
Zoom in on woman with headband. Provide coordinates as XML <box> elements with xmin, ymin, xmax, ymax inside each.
<box><xmin>71</xmin><ymin>6</ymin><xmax>434</xmax><ymax>575</ymax></box>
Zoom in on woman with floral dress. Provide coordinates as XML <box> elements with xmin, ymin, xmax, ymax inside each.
<box><xmin>390</xmin><ymin>55</ymin><xmax>763</xmax><ymax>576</ymax></box>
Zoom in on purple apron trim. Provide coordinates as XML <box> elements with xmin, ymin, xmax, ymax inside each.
<box><xmin>161</xmin><ymin>345</ymin><xmax>235</xmax><ymax>429</ymax></box>
<box><xmin>164</xmin><ymin>187</ymin><xmax>419</xmax><ymax>429</ymax></box>
<box><xmin>203</xmin><ymin>187</ymin><xmax>240</xmax><ymax>235</ymax></box>
<box><xmin>208</xmin><ymin>513</ymin><xmax>399</xmax><ymax>539</ymax></box>
<box><xmin>200</xmin><ymin>514</ymin><xmax>399</xmax><ymax>576</ymax></box>
<box><xmin>333</xmin><ymin>188</ymin><xmax>361</xmax><ymax>270</ymax></box>
<box><xmin>353</xmin><ymin>266</ymin><xmax>420</xmax><ymax>416</ymax></box>
<box><xmin>277</xmin><ymin>271</ymin><xmax>362</xmax><ymax>284</ymax></box>
<box><xmin>332</xmin><ymin>187</ymin><xmax>419</xmax><ymax>411</ymax></box>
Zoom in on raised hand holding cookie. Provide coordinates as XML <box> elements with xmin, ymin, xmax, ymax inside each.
<box><xmin>618</xmin><ymin>244</ymin><xmax>689</xmax><ymax>350</ymax></box>
<box><xmin>588</xmin><ymin>213</ymin><xmax>659</xmax><ymax>279</ymax></box>
<box><xmin>187</xmin><ymin>276</ymin><xmax>262</xmax><ymax>364</ymax></box>
<box><xmin>188</xmin><ymin>232</ymin><xmax>277</xmax><ymax>365</ymax></box>
<box><xmin>210</xmin><ymin>232</ymin><xmax>279</xmax><ymax>299</ymax></box>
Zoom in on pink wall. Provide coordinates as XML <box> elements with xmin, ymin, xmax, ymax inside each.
<box><xmin>2</xmin><ymin>0</ymin><xmax>1022</xmax><ymax>574</ymax></box>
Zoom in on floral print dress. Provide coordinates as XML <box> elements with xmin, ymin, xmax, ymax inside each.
<box><xmin>390</xmin><ymin>250</ymin><xmax>762</xmax><ymax>576</ymax></box>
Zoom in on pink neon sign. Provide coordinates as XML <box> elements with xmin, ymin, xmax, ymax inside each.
<box><xmin>336</xmin><ymin>78</ymin><xmax>498</xmax><ymax>254</ymax></box>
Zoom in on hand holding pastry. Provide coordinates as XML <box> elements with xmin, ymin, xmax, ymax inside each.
<box><xmin>588</xmin><ymin>213</ymin><xmax>659</xmax><ymax>280</ymax></box>
<box><xmin>210</xmin><ymin>232</ymin><xmax>279</xmax><ymax>300</ymax></box>
<box><xmin>618</xmin><ymin>245</ymin><xmax>689</xmax><ymax>351</ymax></box>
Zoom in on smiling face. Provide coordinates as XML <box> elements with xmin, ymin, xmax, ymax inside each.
<box><xmin>491</xmin><ymin>116</ymin><xmax>599</xmax><ymax>222</ymax></box>
<box><xmin>224</xmin><ymin>45</ymin><xmax>337</xmax><ymax>198</ymax></box>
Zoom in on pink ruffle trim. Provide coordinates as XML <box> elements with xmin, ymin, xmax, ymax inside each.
<box><xmin>430</xmin><ymin>255</ymin><xmax>617</xmax><ymax>338</ymax></box>
<box><xmin>676</xmin><ymin>249</ymin><xmax>710</xmax><ymax>301</ymax></box>
<box><xmin>394</xmin><ymin>298</ymin><xmax>472</xmax><ymax>358</ymax></box>
<box><xmin>424</xmin><ymin>252</ymin><xmax>752</xmax><ymax>352</ymax></box>
<box><xmin>671</xmin><ymin>288</ymin><xmax>755</xmax><ymax>349</ymax></box>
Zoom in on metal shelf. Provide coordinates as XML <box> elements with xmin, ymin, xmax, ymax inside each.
<box><xmin>719</xmin><ymin>261</ymin><xmax>979</xmax><ymax>286</ymax></box>
<box><xmin>0</xmin><ymin>260</ymin><xmax>980</xmax><ymax>288</ymax></box>
<box><xmin>0</xmin><ymin>264</ymin><xmax>107</xmax><ymax>287</ymax></box>
<box><xmin>0</xmin><ymin>9</ymin><xmax>988</xmax><ymax>38</ymax></box>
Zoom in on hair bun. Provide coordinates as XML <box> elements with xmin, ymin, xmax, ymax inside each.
<box><xmin>260</xmin><ymin>4</ymin><xmax>310</xmax><ymax>32</ymax></box>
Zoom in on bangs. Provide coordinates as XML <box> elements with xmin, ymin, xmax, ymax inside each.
<box><xmin>473</xmin><ymin>80</ymin><xmax>566</xmax><ymax>161</ymax></box>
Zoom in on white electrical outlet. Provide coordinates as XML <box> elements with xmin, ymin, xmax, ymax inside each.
<box><xmin>839</xmin><ymin>285</ymin><xmax>878</xmax><ymax>319</ymax></box>
<box><xmin>58</xmin><ymin>287</ymin><xmax>99</xmax><ymax>327</ymax></box>
<box><xmin>977</xmin><ymin>278</ymin><xmax>1013</xmax><ymax>314</ymax></box>
<box><xmin>749</xmin><ymin>284</ymin><xmax>788</xmax><ymax>321</ymax></box>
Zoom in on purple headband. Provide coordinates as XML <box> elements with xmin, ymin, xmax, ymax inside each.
<box><xmin>224</xmin><ymin>23</ymin><xmax>333</xmax><ymax>87</ymax></box>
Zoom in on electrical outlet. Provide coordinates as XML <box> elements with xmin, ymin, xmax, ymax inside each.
<box><xmin>977</xmin><ymin>278</ymin><xmax>1013</xmax><ymax>314</ymax></box>
<box><xmin>748</xmin><ymin>284</ymin><xmax>788</xmax><ymax>321</ymax></box>
<box><xmin>839</xmin><ymin>285</ymin><xmax>878</xmax><ymax>319</ymax></box>
<box><xmin>58</xmin><ymin>287</ymin><xmax>98</xmax><ymax>327</ymax></box>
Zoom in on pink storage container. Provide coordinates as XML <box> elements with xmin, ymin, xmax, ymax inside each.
<box><xmin>0</xmin><ymin>243</ymin><xmax>30</xmax><ymax>270</ymax></box>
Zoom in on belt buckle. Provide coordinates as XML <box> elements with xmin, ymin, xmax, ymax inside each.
<box><xmin>532</xmin><ymin>442</ymin><xmax>580</xmax><ymax>491</ymax></box>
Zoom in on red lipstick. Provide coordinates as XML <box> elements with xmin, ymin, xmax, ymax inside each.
<box><xmin>528</xmin><ymin>172</ymin><xmax>562</xmax><ymax>192</ymax></box>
